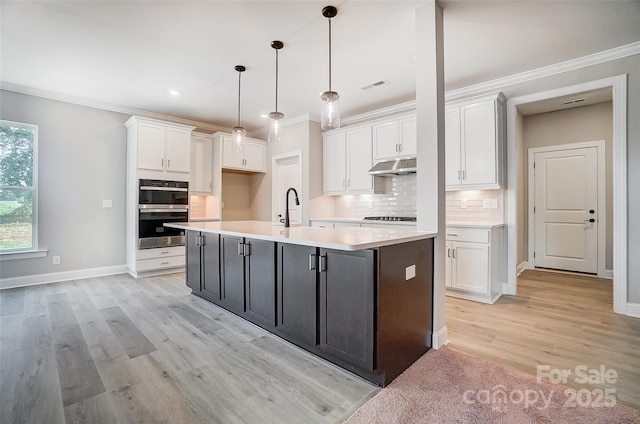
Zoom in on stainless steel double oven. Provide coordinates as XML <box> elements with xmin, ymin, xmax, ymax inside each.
<box><xmin>138</xmin><ymin>179</ymin><xmax>189</xmax><ymax>249</ymax></box>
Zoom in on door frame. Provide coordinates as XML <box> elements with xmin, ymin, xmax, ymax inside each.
<box><xmin>506</xmin><ymin>74</ymin><xmax>627</xmax><ymax>315</ymax></box>
<box><xmin>271</xmin><ymin>150</ymin><xmax>303</xmax><ymax>223</ymax></box>
<box><xmin>527</xmin><ymin>141</ymin><xmax>606</xmax><ymax>276</ymax></box>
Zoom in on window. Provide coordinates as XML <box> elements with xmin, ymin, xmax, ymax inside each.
<box><xmin>0</xmin><ymin>120</ymin><xmax>38</xmax><ymax>254</ymax></box>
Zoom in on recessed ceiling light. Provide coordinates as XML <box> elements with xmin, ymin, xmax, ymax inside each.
<box><xmin>168</xmin><ymin>89</ymin><xmax>180</xmax><ymax>96</ymax></box>
<box><xmin>260</xmin><ymin>114</ymin><xmax>268</xmax><ymax>118</ymax></box>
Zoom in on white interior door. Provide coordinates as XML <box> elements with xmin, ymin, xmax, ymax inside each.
<box><xmin>533</xmin><ymin>146</ymin><xmax>598</xmax><ymax>273</ymax></box>
<box><xmin>272</xmin><ymin>152</ymin><xmax>302</xmax><ymax>224</ymax></box>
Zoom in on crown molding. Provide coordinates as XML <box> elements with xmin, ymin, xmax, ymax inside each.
<box><xmin>339</xmin><ymin>100</ymin><xmax>416</xmax><ymax>128</ymax></box>
<box><xmin>247</xmin><ymin>113</ymin><xmax>320</xmax><ymax>139</ymax></box>
<box><xmin>0</xmin><ymin>82</ymin><xmax>231</xmax><ymax>133</ymax></box>
<box><xmin>445</xmin><ymin>41</ymin><xmax>640</xmax><ymax>102</ymax></box>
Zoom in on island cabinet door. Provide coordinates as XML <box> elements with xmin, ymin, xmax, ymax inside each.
<box><xmin>319</xmin><ymin>248</ymin><xmax>375</xmax><ymax>372</ymax></box>
<box><xmin>220</xmin><ymin>235</ymin><xmax>246</xmax><ymax>315</ymax></box>
<box><xmin>276</xmin><ymin>244</ymin><xmax>318</xmax><ymax>349</ymax></box>
<box><xmin>201</xmin><ymin>233</ymin><xmax>220</xmax><ymax>301</ymax></box>
<box><xmin>186</xmin><ymin>231</ymin><xmax>202</xmax><ymax>292</ymax></box>
<box><xmin>244</xmin><ymin>238</ymin><xmax>276</xmax><ymax>328</ymax></box>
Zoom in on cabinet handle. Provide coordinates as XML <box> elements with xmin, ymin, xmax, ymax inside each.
<box><xmin>458</xmin><ymin>170</ymin><xmax>461</xmax><ymax>180</ymax></box>
<box><xmin>347</xmin><ymin>179</ymin><xmax>350</xmax><ymax>187</ymax></box>
<box><xmin>343</xmin><ymin>179</ymin><xmax>346</xmax><ymax>188</ymax></box>
<box><xmin>160</xmin><ymin>251</ymin><xmax>170</xmax><ymax>254</ymax></box>
<box><xmin>462</xmin><ymin>170</ymin><xmax>465</xmax><ymax>180</ymax></box>
<box><xmin>447</xmin><ymin>248</ymin><xmax>451</xmax><ymax>258</ymax></box>
<box><xmin>319</xmin><ymin>254</ymin><xmax>327</xmax><ymax>272</ymax></box>
<box><xmin>161</xmin><ymin>158</ymin><xmax>164</xmax><ymax>167</ymax></box>
<box><xmin>200</xmin><ymin>235</ymin><xmax>206</xmax><ymax>246</ymax></box>
<box><xmin>244</xmin><ymin>243</ymin><xmax>251</xmax><ymax>256</ymax></box>
<box><xmin>168</xmin><ymin>159</ymin><xmax>171</xmax><ymax>168</ymax></box>
<box><xmin>452</xmin><ymin>249</ymin><xmax>456</xmax><ymax>259</ymax></box>
<box><xmin>309</xmin><ymin>253</ymin><xmax>316</xmax><ymax>271</ymax></box>
<box><xmin>446</xmin><ymin>233</ymin><xmax>458</xmax><ymax>237</ymax></box>
<box><xmin>195</xmin><ymin>236</ymin><xmax>200</xmax><ymax>247</ymax></box>
<box><xmin>398</xmin><ymin>143</ymin><xmax>402</xmax><ymax>152</ymax></box>
<box><xmin>160</xmin><ymin>262</ymin><xmax>169</xmax><ymax>265</ymax></box>
<box><xmin>237</xmin><ymin>242</ymin><xmax>244</xmax><ymax>255</ymax></box>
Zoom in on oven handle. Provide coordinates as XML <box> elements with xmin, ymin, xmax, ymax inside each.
<box><xmin>139</xmin><ymin>208</ymin><xmax>189</xmax><ymax>213</ymax></box>
<box><xmin>139</xmin><ymin>204</ymin><xmax>189</xmax><ymax>210</ymax></box>
<box><xmin>140</xmin><ymin>186</ymin><xmax>188</xmax><ymax>192</ymax></box>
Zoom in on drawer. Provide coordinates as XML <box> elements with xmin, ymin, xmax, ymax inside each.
<box><xmin>445</xmin><ymin>227</ymin><xmax>490</xmax><ymax>243</ymax></box>
<box><xmin>137</xmin><ymin>255</ymin><xmax>185</xmax><ymax>272</ymax></box>
<box><xmin>137</xmin><ymin>246</ymin><xmax>185</xmax><ymax>260</ymax></box>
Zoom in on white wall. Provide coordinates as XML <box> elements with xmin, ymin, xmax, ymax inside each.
<box><xmin>0</xmin><ymin>90</ymin><xmax>128</xmax><ymax>280</ymax></box>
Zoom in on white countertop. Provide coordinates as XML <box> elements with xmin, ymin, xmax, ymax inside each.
<box><xmin>310</xmin><ymin>217</ymin><xmax>505</xmax><ymax>229</ymax></box>
<box><xmin>446</xmin><ymin>222</ymin><xmax>505</xmax><ymax>228</ymax></box>
<box><xmin>166</xmin><ymin>220</ymin><xmax>437</xmax><ymax>251</ymax></box>
<box><xmin>311</xmin><ymin>217</ymin><xmax>417</xmax><ymax>227</ymax></box>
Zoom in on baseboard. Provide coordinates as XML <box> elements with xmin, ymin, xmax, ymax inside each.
<box><xmin>0</xmin><ymin>265</ymin><xmax>129</xmax><ymax>290</ymax></box>
<box><xmin>517</xmin><ymin>261</ymin><xmax>529</xmax><ymax>276</ymax></box>
<box><xmin>626</xmin><ymin>302</ymin><xmax>640</xmax><ymax>318</ymax></box>
<box><xmin>432</xmin><ymin>325</ymin><xmax>449</xmax><ymax>349</ymax></box>
<box><xmin>600</xmin><ymin>269</ymin><xmax>614</xmax><ymax>279</ymax></box>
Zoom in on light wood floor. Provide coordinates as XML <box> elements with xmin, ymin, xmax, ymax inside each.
<box><xmin>0</xmin><ymin>273</ymin><xmax>378</xmax><ymax>424</ymax></box>
<box><xmin>446</xmin><ymin>269</ymin><xmax>640</xmax><ymax>410</ymax></box>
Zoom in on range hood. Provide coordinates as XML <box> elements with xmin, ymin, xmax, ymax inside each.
<box><xmin>368</xmin><ymin>157</ymin><xmax>417</xmax><ymax>176</ymax></box>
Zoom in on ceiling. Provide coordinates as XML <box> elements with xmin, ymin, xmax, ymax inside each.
<box><xmin>2</xmin><ymin>1</ymin><xmax>639</xmax><ymax>133</ymax></box>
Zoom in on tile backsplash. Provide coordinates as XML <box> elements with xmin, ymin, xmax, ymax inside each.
<box><xmin>334</xmin><ymin>174</ymin><xmax>417</xmax><ymax>218</ymax></box>
<box><xmin>332</xmin><ymin>174</ymin><xmax>504</xmax><ymax>223</ymax></box>
<box><xmin>446</xmin><ymin>189</ymin><xmax>504</xmax><ymax>222</ymax></box>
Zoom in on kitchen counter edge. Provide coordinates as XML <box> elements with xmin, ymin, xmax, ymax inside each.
<box><xmin>166</xmin><ymin>220</ymin><xmax>437</xmax><ymax>251</ymax></box>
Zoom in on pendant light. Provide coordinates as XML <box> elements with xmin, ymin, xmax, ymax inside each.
<box><xmin>231</xmin><ymin>65</ymin><xmax>246</xmax><ymax>152</ymax></box>
<box><xmin>320</xmin><ymin>5</ymin><xmax>340</xmax><ymax>131</ymax></box>
<box><xmin>268</xmin><ymin>40</ymin><xmax>285</xmax><ymax>143</ymax></box>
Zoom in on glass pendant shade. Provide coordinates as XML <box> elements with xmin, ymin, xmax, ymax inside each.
<box><xmin>268</xmin><ymin>40</ymin><xmax>285</xmax><ymax>143</ymax></box>
<box><xmin>321</xmin><ymin>6</ymin><xmax>340</xmax><ymax>131</ymax></box>
<box><xmin>268</xmin><ymin>111</ymin><xmax>284</xmax><ymax>143</ymax></box>
<box><xmin>320</xmin><ymin>90</ymin><xmax>340</xmax><ymax>131</ymax></box>
<box><xmin>231</xmin><ymin>126</ymin><xmax>246</xmax><ymax>152</ymax></box>
<box><xmin>232</xmin><ymin>65</ymin><xmax>246</xmax><ymax>153</ymax></box>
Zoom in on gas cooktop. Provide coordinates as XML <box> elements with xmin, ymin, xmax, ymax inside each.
<box><xmin>363</xmin><ymin>216</ymin><xmax>417</xmax><ymax>222</ymax></box>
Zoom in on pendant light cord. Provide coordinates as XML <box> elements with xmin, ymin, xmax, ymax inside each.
<box><xmin>275</xmin><ymin>48</ymin><xmax>279</xmax><ymax>113</ymax></box>
<box><xmin>237</xmin><ymin>70</ymin><xmax>242</xmax><ymax>127</ymax></box>
<box><xmin>328</xmin><ymin>17</ymin><xmax>332</xmax><ymax>92</ymax></box>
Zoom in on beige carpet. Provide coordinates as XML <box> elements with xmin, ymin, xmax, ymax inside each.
<box><xmin>344</xmin><ymin>347</ymin><xmax>640</xmax><ymax>424</ymax></box>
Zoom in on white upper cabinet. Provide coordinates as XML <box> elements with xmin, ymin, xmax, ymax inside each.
<box><xmin>445</xmin><ymin>92</ymin><xmax>506</xmax><ymax>190</ymax></box>
<box><xmin>217</xmin><ymin>134</ymin><xmax>266</xmax><ymax>173</ymax></box>
<box><xmin>323</xmin><ymin>126</ymin><xmax>382</xmax><ymax>195</ymax></box>
<box><xmin>372</xmin><ymin>114</ymin><xmax>417</xmax><ymax>160</ymax></box>
<box><xmin>125</xmin><ymin>116</ymin><xmax>194</xmax><ymax>175</ymax></box>
<box><xmin>190</xmin><ymin>133</ymin><xmax>214</xmax><ymax>194</ymax></box>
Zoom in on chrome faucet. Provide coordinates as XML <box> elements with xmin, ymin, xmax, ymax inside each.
<box><xmin>284</xmin><ymin>187</ymin><xmax>300</xmax><ymax>228</ymax></box>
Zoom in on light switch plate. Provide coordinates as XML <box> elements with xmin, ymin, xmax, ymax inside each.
<box><xmin>460</xmin><ymin>199</ymin><xmax>467</xmax><ymax>209</ymax></box>
<box><xmin>102</xmin><ymin>200</ymin><xmax>112</xmax><ymax>208</ymax></box>
<box><xmin>483</xmin><ymin>198</ymin><xmax>498</xmax><ymax>209</ymax></box>
<box><xmin>406</xmin><ymin>264</ymin><xmax>416</xmax><ymax>280</ymax></box>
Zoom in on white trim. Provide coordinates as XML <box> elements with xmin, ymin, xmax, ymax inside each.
<box><xmin>0</xmin><ymin>265</ymin><xmax>128</xmax><ymax>290</ymax></box>
<box><xmin>446</xmin><ymin>41</ymin><xmax>640</xmax><ymax>102</ymax></box>
<box><xmin>0</xmin><ymin>249</ymin><xmax>48</xmax><ymax>261</ymax></box>
<box><xmin>1</xmin><ymin>82</ymin><xmax>231</xmax><ymax>134</ymax></box>
<box><xmin>339</xmin><ymin>100</ymin><xmax>416</xmax><ymax>128</ymax></box>
<box><xmin>527</xmin><ymin>141</ymin><xmax>606</xmax><ymax>277</ymax></box>
<box><xmin>626</xmin><ymin>303</ymin><xmax>640</xmax><ymax>318</ymax></box>
<box><xmin>517</xmin><ymin>261</ymin><xmax>529</xmax><ymax>275</ymax></box>
<box><xmin>506</xmin><ymin>74</ymin><xmax>627</xmax><ymax>313</ymax></box>
<box><xmin>432</xmin><ymin>325</ymin><xmax>449</xmax><ymax>349</ymax></box>
<box><xmin>601</xmin><ymin>269</ymin><xmax>614</xmax><ymax>280</ymax></box>
<box><xmin>271</xmin><ymin>150</ymin><xmax>304</xmax><ymax>224</ymax></box>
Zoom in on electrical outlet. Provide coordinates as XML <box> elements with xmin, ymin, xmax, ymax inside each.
<box><xmin>460</xmin><ymin>199</ymin><xmax>467</xmax><ymax>209</ymax></box>
<box><xmin>483</xmin><ymin>198</ymin><xmax>498</xmax><ymax>209</ymax></box>
<box><xmin>53</xmin><ymin>256</ymin><xmax>61</xmax><ymax>265</ymax></box>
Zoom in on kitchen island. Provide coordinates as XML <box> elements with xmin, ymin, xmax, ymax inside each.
<box><xmin>166</xmin><ymin>221</ymin><xmax>436</xmax><ymax>386</ymax></box>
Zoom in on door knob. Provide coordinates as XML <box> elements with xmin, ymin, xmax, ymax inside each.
<box><xmin>584</xmin><ymin>218</ymin><xmax>596</xmax><ymax>223</ymax></box>
<box><xmin>589</xmin><ymin>209</ymin><xmax>595</xmax><ymax>214</ymax></box>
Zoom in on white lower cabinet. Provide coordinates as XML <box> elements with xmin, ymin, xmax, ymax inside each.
<box><xmin>445</xmin><ymin>226</ymin><xmax>504</xmax><ymax>304</ymax></box>
<box><xmin>136</xmin><ymin>246</ymin><xmax>186</xmax><ymax>273</ymax></box>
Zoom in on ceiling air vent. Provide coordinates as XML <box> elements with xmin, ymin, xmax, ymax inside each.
<box><xmin>361</xmin><ymin>80</ymin><xmax>388</xmax><ymax>91</ymax></box>
<box><xmin>562</xmin><ymin>98</ymin><xmax>586</xmax><ymax>105</ymax></box>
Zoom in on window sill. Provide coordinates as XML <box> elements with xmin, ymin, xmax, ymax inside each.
<box><xmin>0</xmin><ymin>249</ymin><xmax>48</xmax><ymax>261</ymax></box>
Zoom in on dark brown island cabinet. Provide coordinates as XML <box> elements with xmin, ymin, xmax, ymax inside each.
<box><xmin>184</xmin><ymin>229</ymin><xmax>434</xmax><ymax>386</ymax></box>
